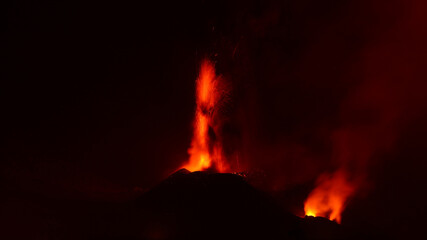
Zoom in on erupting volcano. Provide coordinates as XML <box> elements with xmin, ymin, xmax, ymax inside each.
<box><xmin>4</xmin><ymin>0</ymin><xmax>427</xmax><ymax>239</ymax></box>
<box><xmin>183</xmin><ymin>59</ymin><xmax>358</xmax><ymax>224</ymax></box>
<box><xmin>182</xmin><ymin>59</ymin><xmax>229</xmax><ymax>172</ymax></box>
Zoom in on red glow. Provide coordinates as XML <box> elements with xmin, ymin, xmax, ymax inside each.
<box><xmin>182</xmin><ymin>59</ymin><xmax>229</xmax><ymax>172</ymax></box>
<box><xmin>304</xmin><ymin>170</ymin><xmax>356</xmax><ymax>223</ymax></box>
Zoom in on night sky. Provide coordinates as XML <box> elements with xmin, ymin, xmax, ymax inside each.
<box><xmin>2</xmin><ymin>0</ymin><xmax>427</xmax><ymax>239</ymax></box>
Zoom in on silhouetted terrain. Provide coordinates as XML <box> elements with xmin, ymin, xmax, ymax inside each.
<box><xmin>2</xmin><ymin>169</ymin><xmax>375</xmax><ymax>240</ymax></box>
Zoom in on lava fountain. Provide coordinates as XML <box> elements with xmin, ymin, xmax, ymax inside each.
<box><xmin>304</xmin><ymin>170</ymin><xmax>356</xmax><ymax>223</ymax></box>
<box><xmin>182</xmin><ymin>59</ymin><xmax>229</xmax><ymax>172</ymax></box>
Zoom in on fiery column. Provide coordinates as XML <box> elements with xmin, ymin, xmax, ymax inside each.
<box><xmin>182</xmin><ymin>59</ymin><xmax>228</xmax><ymax>172</ymax></box>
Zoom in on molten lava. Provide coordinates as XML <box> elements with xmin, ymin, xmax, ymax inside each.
<box><xmin>182</xmin><ymin>59</ymin><xmax>228</xmax><ymax>172</ymax></box>
<box><xmin>304</xmin><ymin>170</ymin><xmax>356</xmax><ymax>223</ymax></box>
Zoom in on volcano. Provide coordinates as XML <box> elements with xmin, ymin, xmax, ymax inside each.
<box><xmin>0</xmin><ymin>167</ymin><xmax>390</xmax><ymax>240</ymax></box>
<box><xmin>3</xmin><ymin>0</ymin><xmax>427</xmax><ymax>239</ymax></box>
<box><xmin>59</xmin><ymin>169</ymin><xmax>352</xmax><ymax>240</ymax></box>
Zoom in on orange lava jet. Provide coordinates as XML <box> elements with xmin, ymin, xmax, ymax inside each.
<box><xmin>182</xmin><ymin>59</ymin><xmax>228</xmax><ymax>172</ymax></box>
<box><xmin>304</xmin><ymin>170</ymin><xmax>356</xmax><ymax>223</ymax></box>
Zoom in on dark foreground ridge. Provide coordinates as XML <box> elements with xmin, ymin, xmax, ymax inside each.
<box><xmin>2</xmin><ymin>169</ymin><xmax>357</xmax><ymax>239</ymax></box>
<box><xmin>122</xmin><ymin>169</ymin><xmax>348</xmax><ymax>240</ymax></box>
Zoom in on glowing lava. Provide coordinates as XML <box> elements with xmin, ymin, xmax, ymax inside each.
<box><xmin>182</xmin><ymin>59</ymin><xmax>228</xmax><ymax>172</ymax></box>
<box><xmin>304</xmin><ymin>170</ymin><xmax>356</xmax><ymax>223</ymax></box>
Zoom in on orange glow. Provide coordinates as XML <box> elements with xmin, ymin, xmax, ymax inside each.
<box><xmin>182</xmin><ymin>59</ymin><xmax>229</xmax><ymax>172</ymax></box>
<box><xmin>304</xmin><ymin>170</ymin><xmax>355</xmax><ymax>223</ymax></box>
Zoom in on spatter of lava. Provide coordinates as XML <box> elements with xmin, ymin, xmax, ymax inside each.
<box><xmin>182</xmin><ymin>59</ymin><xmax>229</xmax><ymax>172</ymax></box>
